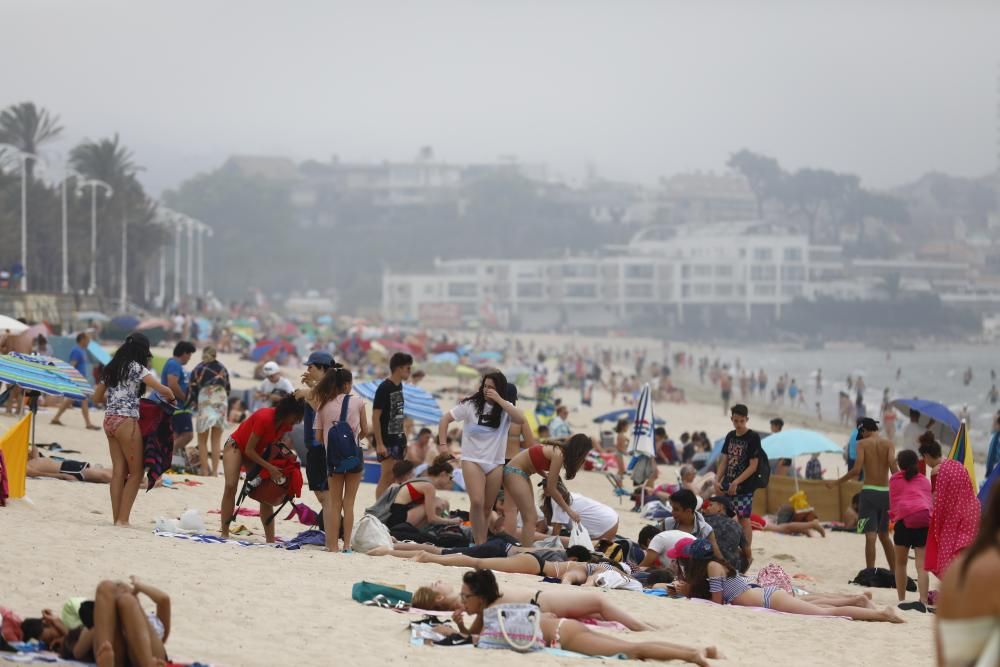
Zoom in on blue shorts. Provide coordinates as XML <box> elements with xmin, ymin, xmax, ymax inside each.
<box><xmin>732</xmin><ymin>492</ymin><xmax>754</xmax><ymax>519</ymax></box>
<box><xmin>171</xmin><ymin>412</ymin><xmax>194</xmax><ymax>435</ymax></box>
<box><xmin>377</xmin><ymin>442</ymin><xmax>406</xmax><ymax>462</ymax></box>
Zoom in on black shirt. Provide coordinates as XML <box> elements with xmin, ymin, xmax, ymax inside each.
<box><xmin>721</xmin><ymin>429</ymin><xmax>762</xmax><ymax>494</ymax></box>
<box><xmin>373</xmin><ymin>379</ymin><xmax>406</xmax><ymax>449</ymax></box>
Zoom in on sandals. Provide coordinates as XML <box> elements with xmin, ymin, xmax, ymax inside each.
<box><xmin>362</xmin><ymin>594</ymin><xmax>410</xmax><ymax>611</ymax></box>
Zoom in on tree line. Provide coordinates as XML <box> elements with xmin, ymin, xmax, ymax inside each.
<box><xmin>0</xmin><ymin>101</ymin><xmax>167</xmax><ymax>301</ymax></box>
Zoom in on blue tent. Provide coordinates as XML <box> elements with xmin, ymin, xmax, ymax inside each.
<box><xmin>353</xmin><ymin>381</ymin><xmax>443</xmax><ymax>425</ymax></box>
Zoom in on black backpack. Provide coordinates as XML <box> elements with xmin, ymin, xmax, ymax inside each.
<box><xmin>851</xmin><ymin>567</ymin><xmax>916</xmax><ymax>591</ymax></box>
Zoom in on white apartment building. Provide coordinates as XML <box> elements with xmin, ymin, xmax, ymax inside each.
<box><xmin>381</xmin><ymin>221</ymin><xmax>811</xmax><ymax>330</ymax></box>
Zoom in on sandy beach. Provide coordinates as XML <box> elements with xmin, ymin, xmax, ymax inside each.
<box><xmin>1</xmin><ymin>340</ymin><xmax>936</xmax><ymax>667</ymax></box>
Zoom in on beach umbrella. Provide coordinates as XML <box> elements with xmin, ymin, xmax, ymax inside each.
<box><xmin>87</xmin><ymin>340</ymin><xmax>111</xmax><ymax>366</ymax></box>
<box><xmin>432</xmin><ymin>351</ymin><xmax>459</xmax><ymax>364</ymax></box>
<box><xmin>761</xmin><ymin>429</ymin><xmax>842</xmax><ymax>460</ymax></box>
<box><xmin>593</xmin><ymin>408</ymin><xmax>665</xmax><ymax>426</ymax></box>
<box><xmin>137</xmin><ymin>318</ymin><xmax>173</xmax><ymax>331</ymax></box>
<box><xmin>13</xmin><ymin>323</ymin><xmax>51</xmax><ymax>353</ymax></box>
<box><xmin>353</xmin><ymin>381</ymin><xmax>443</xmax><ymax>425</ymax></box>
<box><xmin>947</xmin><ymin>421</ymin><xmax>976</xmax><ymax>489</ymax></box>
<box><xmin>111</xmin><ymin>314</ymin><xmax>141</xmax><ymax>330</ymax></box>
<box><xmin>194</xmin><ymin>318</ymin><xmax>213</xmax><ymax>341</ymax></box>
<box><xmin>73</xmin><ymin>311</ymin><xmax>109</xmax><ymax>322</ymax></box>
<box><xmin>455</xmin><ymin>364</ymin><xmax>480</xmax><ymax>379</ymax></box>
<box><xmin>0</xmin><ymin>352</ymin><xmax>93</xmax><ymax>400</ymax></box>
<box><xmin>250</xmin><ymin>339</ymin><xmax>295</xmax><ymax>362</ymax></box>
<box><xmin>0</xmin><ymin>315</ymin><xmax>29</xmax><ymax>336</ymax></box>
<box><xmin>471</xmin><ymin>351</ymin><xmax>503</xmax><ymax>363</ymax></box>
<box><xmin>890</xmin><ymin>398</ymin><xmax>960</xmax><ymax>443</ymax></box>
<box><xmin>316</xmin><ymin>315</ymin><xmax>333</xmax><ymax>325</ymax></box>
<box><xmin>231</xmin><ymin>328</ymin><xmax>256</xmax><ymax>346</ymax></box>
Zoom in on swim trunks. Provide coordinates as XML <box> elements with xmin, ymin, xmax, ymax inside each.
<box><xmin>306</xmin><ymin>446</ymin><xmax>329</xmax><ymax>491</ymax></box>
<box><xmin>857</xmin><ymin>488</ymin><xmax>890</xmax><ymax>533</ymax></box>
<box><xmin>732</xmin><ymin>492</ymin><xmax>754</xmax><ymax>519</ymax></box>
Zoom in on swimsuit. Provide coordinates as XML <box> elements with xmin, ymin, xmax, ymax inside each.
<box><xmin>503</xmin><ymin>464</ymin><xmax>531</xmax><ymax>481</ymax></box>
<box><xmin>528</xmin><ymin>445</ymin><xmax>550</xmax><ymax>473</ymax></box>
<box><xmin>387</xmin><ymin>483</ymin><xmax>426</xmax><ymax>527</ymax></box>
<box><xmin>102</xmin><ymin>413</ymin><xmax>130</xmax><ymax>437</ymax></box>
<box><xmin>59</xmin><ymin>460</ymin><xmax>90</xmax><ymax>481</ymax></box>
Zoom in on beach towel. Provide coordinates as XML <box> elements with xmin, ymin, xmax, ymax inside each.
<box><xmin>925</xmin><ymin>459</ymin><xmax>981</xmax><ymax>578</ymax></box>
<box><xmin>0</xmin><ymin>414</ymin><xmax>31</xmax><ymax>499</ymax></box>
<box><xmin>1</xmin><ymin>652</ymin><xmax>92</xmax><ymax>665</ymax></box>
<box><xmin>153</xmin><ymin>529</ymin><xmax>278</xmax><ymax>549</ymax></box>
<box><xmin>278</xmin><ymin>529</ymin><xmax>327</xmax><ymax>550</ymax></box>
<box><xmin>139</xmin><ymin>399</ymin><xmax>173</xmax><ymax>491</ymax></box>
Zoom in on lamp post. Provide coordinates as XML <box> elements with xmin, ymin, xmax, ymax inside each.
<box><xmin>120</xmin><ymin>211</ymin><xmax>128</xmax><ymax>310</ymax></box>
<box><xmin>80</xmin><ymin>179</ymin><xmax>113</xmax><ymax>295</ymax></box>
<box><xmin>59</xmin><ymin>164</ymin><xmax>83</xmax><ymax>294</ymax></box>
<box><xmin>0</xmin><ymin>144</ymin><xmax>43</xmax><ymax>291</ymax></box>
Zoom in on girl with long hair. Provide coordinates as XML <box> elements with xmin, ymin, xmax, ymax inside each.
<box><xmin>448</xmin><ymin>569</ymin><xmax>716</xmax><ymax>665</ymax></box>
<box><xmin>890</xmin><ymin>449</ymin><xmax>933</xmax><ymax>610</ymax></box>
<box><xmin>219</xmin><ymin>394</ymin><xmax>305</xmax><ymax>542</ymax></box>
<box><xmin>503</xmin><ymin>434</ymin><xmax>592</xmax><ymax>547</ymax></box>
<box><xmin>188</xmin><ymin>346</ymin><xmax>230</xmax><ymax>476</ymax></box>
<box><xmin>314</xmin><ymin>367</ymin><xmax>369</xmax><ymax>552</ymax></box>
<box><xmin>438</xmin><ymin>371</ymin><xmax>526</xmax><ymax>544</ymax></box>
<box><xmin>675</xmin><ymin>538</ymin><xmax>902</xmax><ymax>622</ymax></box>
<box><xmin>93</xmin><ymin>333</ymin><xmax>175</xmax><ymax>527</ymax></box>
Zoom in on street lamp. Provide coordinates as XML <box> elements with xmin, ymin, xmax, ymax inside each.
<box><xmin>58</xmin><ymin>163</ymin><xmax>85</xmax><ymax>294</ymax></box>
<box><xmin>0</xmin><ymin>144</ymin><xmax>43</xmax><ymax>291</ymax></box>
<box><xmin>79</xmin><ymin>179</ymin><xmax>113</xmax><ymax>295</ymax></box>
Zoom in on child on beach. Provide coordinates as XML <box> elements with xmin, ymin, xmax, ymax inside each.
<box><xmin>314</xmin><ymin>367</ymin><xmax>368</xmax><ymax>553</ymax></box>
<box><xmin>889</xmin><ymin>449</ymin><xmax>932</xmax><ymax>612</ymax></box>
<box><xmin>372</xmin><ymin>353</ymin><xmax>412</xmax><ymax>498</ymax></box>
<box><xmin>502</xmin><ymin>434</ymin><xmax>591</xmax><ymax>547</ymax></box>
<box><xmin>92</xmin><ymin>333</ymin><xmax>175</xmax><ymax>527</ymax></box>
<box><xmin>714</xmin><ymin>404</ymin><xmax>761</xmax><ymax>550</ymax></box>
<box><xmin>439</xmin><ymin>370</ymin><xmax>526</xmax><ymax>544</ymax></box>
<box><xmin>446</xmin><ymin>569</ymin><xmax>717</xmax><ymax>665</ymax></box>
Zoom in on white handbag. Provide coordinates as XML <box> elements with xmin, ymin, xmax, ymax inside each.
<box><xmin>353</xmin><ymin>514</ymin><xmax>393</xmax><ymax>553</ymax></box>
<box><xmin>568</xmin><ymin>521</ymin><xmax>592</xmax><ymax>549</ymax></box>
<box><xmin>477</xmin><ymin>603</ymin><xmax>543</xmax><ymax>652</ymax></box>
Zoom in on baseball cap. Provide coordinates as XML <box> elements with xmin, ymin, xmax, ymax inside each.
<box><xmin>305</xmin><ymin>351</ymin><xmax>334</xmax><ymax>368</ymax></box>
<box><xmin>707</xmin><ymin>495</ymin><xmax>735</xmax><ymax>518</ymax></box>
<box><xmin>858</xmin><ymin>417</ymin><xmax>880</xmax><ymax>432</ymax></box>
<box><xmin>262</xmin><ymin>361</ymin><xmax>280</xmax><ymax>375</ymax></box>
<box><xmin>666</xmin><ymin>537</ymin><xmax>713</xmax><ymax>560</ymax></box>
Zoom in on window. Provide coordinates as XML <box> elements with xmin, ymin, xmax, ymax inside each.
<box><xmin>754</xmin><ymin>284</ymin><xmax>776</xmax><ymax>296</ymax></box>
<box><xmin>423</xmin><ymin>285</ymin><xmax>435</xmax><ymax>296</ymax></box>
<box><xmin>625</xmin><ymin>283</ymin><xmax>653</xmax><ymax>298</ymax></box>
<box><xmin>693</xmin><ymin>284</ymin><xmax>711</xmax><ymax>296</ymax></box>
<box><xmin>447</xmin><ymin>282</ymin><xmax>477</xmax><ymax>298</ymax></box>
<box><xmin>693</xmin><ymin>265</ymin><xmax>712</xmax><ymax>278</ymax></box>
<box><xmin>715</xmin><ymin>265</ymin><xmax>733</xmax><ymax>278</ymax></box>
<box><xmin>562</xmin><ymin>264</ymin><xmax>597</xmax><ymax>278</ymax></box>
<box><xmin>783</xmin><ymin>284</ymin><xmax>804</xmax><ymax>296</ymax></box>
<box><xmin>681</xmin><ymin>265</ymin><xmax>691</xmax><ymax>279</ymax></box>
<box><xmin>783</xmin><ymin>247</ymin><xmax>803</xmax><ymax>262</ymax></box>
<box><xmin>752</xmin><ymin>248</ymin><xmax>773</xmax><ymax>262</ymax></box>
<box><xmin>781</xmin><ymin>265</ymin><xmax>806</xmax><ymax>281</ymax></box>
<box><xmin>715</xmin><ymin>284</ymin><xmax>733</xmax><ymax>297</ymax></box>
<box><xmin>517</xmin><ymin>283</ymin><xmax>543</xmax><ymax>298</ymax></box>
<box><xmin>624</xmin><ymin>264</ymin><xmax>654</xmax><ymax>279</ymax></box>
<box><xmin>566</xmin><ymin>283</ymin><xmax>597</xmax><ymax>298</ymax></box>
<box><xmin>750</xmin><ymin>265</ymin><xmax>776</xmax><ymax>281</ymax></box>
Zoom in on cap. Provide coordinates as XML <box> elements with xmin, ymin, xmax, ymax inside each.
<box><xmin>305</xmin><ymin>351</ymin><xmax>334</xmax><ymax>368</ymax></box>
<box><xmin>262</xmin><ymin>361</ymin><xmax>280</xmax><ymax>375</ymax></box>
<box><xmin>707</xmin><ymin>495</ymin><xmax>735</xmax><ymax>518</ymax></box>
<box><xmin>858</xmin><ymin>417</ymin><xmax>880</xmax><ymax>432</ymax></box>
<box><xmin>666</xmin><ymin>537</ymin><xmax>714</xmax><ymax>560</ymax></box>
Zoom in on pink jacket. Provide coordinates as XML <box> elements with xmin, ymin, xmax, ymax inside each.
<box><xmin>889</xmin><ymin>470</ymin><xmax>932</xmax><ymax>525</ymax></box>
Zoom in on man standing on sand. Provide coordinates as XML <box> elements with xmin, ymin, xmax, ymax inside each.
<box><xmin>372</xmin><ymin>352</ymin><xmax>412</xmax><ymax>497</ymax></box>
<box><xmin>51</xmin><ymin>332</ymin><xmax>101</xmax><ymax>430</ymax></box>
<box><xmin>829</xmin><ymin>417</ymin><xmax>898</xmax><ymax>570</ymax></box>
<box><xmin>161</xmin><ymin>341</ymin><xmax>196</xmax><ymax>456</ymax></box>
<box><xmin>715</xmin><ymin>404</ymin><xmax>761</xmax><ymax>551</ymax></box>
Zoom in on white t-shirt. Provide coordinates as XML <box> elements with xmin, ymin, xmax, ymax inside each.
<box><xmin>647</xmin><ymin>526</ymin><xmax>710</xmax><ymax>567</ymax></box>
<box><xmin>254</xmin><ymin>376</ymin><xmax>295</xmax><ymax>411</ymax></box>
<box><xmin>550</xmin><ymin>493</ymin><xmax>619</xmax><ymax>538</ymax></box>
<box><xmin>450</xmin><ymin>400</ymin><xmax>510</xmax><ymax>467</ymax></box>
<box><xmin>659</xmin><ymin>512</ymin><xmax>714</xmax><ymax>540</ymax></box>
<box><xmin>900</xmin><ymin>422</ymin><xmax>922</xmax><ymax>452</ymax></box>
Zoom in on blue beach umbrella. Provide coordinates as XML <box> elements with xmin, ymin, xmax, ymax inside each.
<box><xmin>353</xmin><ymin>381</ymin><xmax>443</xmax><ymax>425</ymax></box>
<box><xmin>761</xmin><ymin>429</ymin><xmax>842</xmax><ymax>460</ymax></box>
<box><xmin>593</xmin><ymin>408</ymin><xmax>665</xmax><ymax>426</ymax></box>
<box><xmin>432</xmin><ymin>351</ymin><xmax>459</xmax><ymax>364</ymax></box>
<box><xmin>890</xmin><ymin>398</ymin><xmax>960</xmax><ymax>443</ymax></box>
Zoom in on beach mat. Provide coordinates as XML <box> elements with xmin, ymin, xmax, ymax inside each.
<box><xmin>154</xmin><ymin>529</ymin><xmax>278</xmax><ymax>548</ymax></box>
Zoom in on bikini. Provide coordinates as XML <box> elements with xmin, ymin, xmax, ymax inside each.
<box><xmin>504</xmin><ymin>445</ymin><xmax>550</xmax><ymax>481</ymax></box>
<box><xmin>388</xmin><ymin>483</ymin><xmax>426</xmax><ymax>526</ymax></box>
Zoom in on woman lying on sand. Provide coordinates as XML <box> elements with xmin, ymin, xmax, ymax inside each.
<box><xmin>441</xmin><ymin>569</ymin><xmax>718</xmax><ymax>665</ymax></box>
<box><xmin>61</xmin><ymin>576</ymin><xmax>170</xmax><ymax>667</ymax></box>
<box><xmin>408</xmin><ymin>546</ymin><xmax>641</xmax><ymax>589</ymax></box>
<box><xmin>673</xmin><ymin>538</ymin><xmax>902</xmax><ymax>623</ymax></box>
<box><xmin>412</xmin><ymin>577</ymin><xmax>653</xmax><ymax>630</ymax></box>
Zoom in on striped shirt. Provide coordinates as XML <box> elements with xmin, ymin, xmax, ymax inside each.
<box><xmin>708</xmin><ymin>575</ymin><xmax>753</xmax><ymax>604</ymax></box>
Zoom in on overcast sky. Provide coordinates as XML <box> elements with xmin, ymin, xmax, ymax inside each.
<box><xmin>3</xmin><ymin>0</ymin><xmax>998</xmax><ymax>194</ymax></box>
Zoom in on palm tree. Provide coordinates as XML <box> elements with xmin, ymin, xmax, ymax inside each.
<box><xmin>70</xmin><ymin>134</ymin><xmax>138</xmax><ymax>188</ymax></box>
<box><xmin>0</xmin><ymin>102</ymin><xmax>63</xmax><ymax>180</ymax></box>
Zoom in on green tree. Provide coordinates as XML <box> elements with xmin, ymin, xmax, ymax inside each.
<box><xmin>727</xmin><ymin>149</ymin><xmax>783</xmax><ymax>218</ymax></box>
<box><xmin>0</xmin><ymin>102</ymin><xmax>63</xmax><ymax>181</ymax></box>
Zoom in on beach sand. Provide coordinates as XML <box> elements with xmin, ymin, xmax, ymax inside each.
<box><xmin>0</xmin><ymin>341</ymin><xmax>935</xmax><ymax>666</ymax></box>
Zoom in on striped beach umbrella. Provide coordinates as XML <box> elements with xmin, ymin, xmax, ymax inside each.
<box><xmin>947</xmin><ymin>421</ymin><xmax>976</xmax><ymax>489</ymax></box>
<box><xmin>0</xmin><ymin>352</ymin><xmax>94</xmax><ymax>400</ymax></box>
<box><xmin>353</xmin><ymin>381</ymin><xmax>443</xmax><ymax>425</ymax></box>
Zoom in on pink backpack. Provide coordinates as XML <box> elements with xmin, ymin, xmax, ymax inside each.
<box><xmin>756</xmin><ymin>563</ymin><xmax>794</xmax><ymax>593</ymax></box>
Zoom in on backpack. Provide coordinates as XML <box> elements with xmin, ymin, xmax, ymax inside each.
<box><xmin>326</xmin><ymin>396</ymin><xmax>362</xmax><ymax>474</ymax></box>
<box><xmin>365</xmin><ymin>477</ymin><xmax>432</xmax><ymax>524</ymax></box>
<box><xmin>739</xmin><ymin>444</ymin><xmax>770</xmax><ymax>493</ymax></box>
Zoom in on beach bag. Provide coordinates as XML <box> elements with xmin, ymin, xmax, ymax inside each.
<box><xmin>351</xmin><ymin>581</ymin><xmax>412</xmax><ymax>607</ymax></box>
<box><xmin>327</xmin><ymin>396</ymin><xmax>363</xmax><ymax>474</ymax></box>
<box><xmin>851</xmin><ymin>567</ymin><xmax>916</xmax><ymax>592</ymax></box>
<box><xmin>630</xmin><ymin>454</ymin><xmax>655</xmax><ymax>486</ymax></box>
<box><xmin>755</xmin><ymin>563</ymin><xmax>794</xmax><ymax>593</ymax></box>
<box><xmin>568</xmin><ymin>522</ymin><xmax>592</xmax><ymax>549</ymax></box>
<box><xmin>425</xmin><ymin>523</ymin><xmax>469</xmax><ymax>549</ymax></box>
<box><xmin>389</xmin><ymin>522</ymin><xmax>427</xmax><ymax>543</ymax></box>
<box><xmin>478</xmin><ymin>604</ymin><xmax>543</xmax><ymax>653</ymax></box>
<box><xmin>354</xmin><ymin>513</ymin><xmax>393</xmax><ymax>553</ymax></box>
